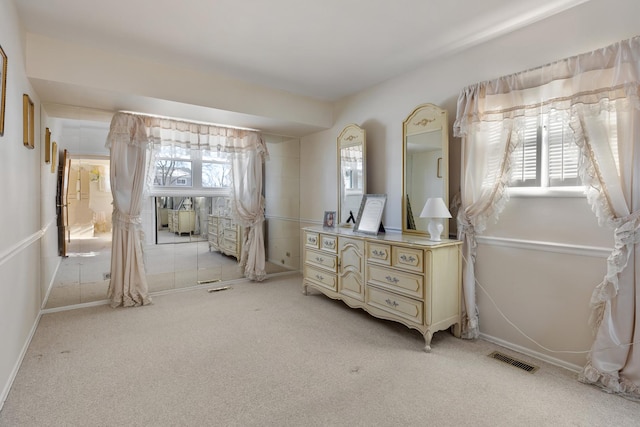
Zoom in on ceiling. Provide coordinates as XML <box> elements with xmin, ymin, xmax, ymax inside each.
<box><xmin>15</xmin><ymin>0</ymin><xmax>590</xmax><ymax>135</ymax></box>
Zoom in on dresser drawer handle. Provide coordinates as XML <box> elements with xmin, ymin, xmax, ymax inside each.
<box><xmin>308</xmin><ymin>237</ymin><xmax>317</xmax><ymax>244</ymax></box>
<box><xmin>385</xmin><ymin>298</ymin><xmax>399</xmax><ymax>308</ymax></box>
<box><xmin>323</xmin><ymin>239</ymin><xmax>335</xmax><ymax>248</ymax></box>
<box><xmin>315</xmin><ymin>274</ymin><xmax>324</xmax><ymax>281</ymax></box>
<box><xmin>385</xmin><ymin>275</ymin><xmax>399</xmax><ymax>284</ymax></box>
<box><xmin>400</xmin><ymin>254</ymin><xmax>416</xmax><ymax>263</ymax></box>
<box><xmin>372</xmin><ymin>249</ymin><xmax>386</xmax><ymax>257</ymax></box>
<box><xmin>315</xmin><ymin>256</ymin><xmax>324</xmax><ymax>263</ymax></box>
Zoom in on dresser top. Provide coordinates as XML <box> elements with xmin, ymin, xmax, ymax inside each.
<box><xmin>303</xmin><ymin>225</ymin><xmax>462</xmax><ymax>249</ymax></box>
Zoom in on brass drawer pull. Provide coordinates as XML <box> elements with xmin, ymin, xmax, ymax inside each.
<box><xmin>315</xmin><ymin>256</ymin><xmax>324</xmax><ymax>263</ymax></box>
<box><xmin>372</xmin><ymin>249</ymin><xmax>386</xmax><ymax>257</ymax></box>
<box><xmin>385</xmin><ymin>275</ymin><xmax>399</xmax><ymax>284</ymax></box>
<box><xmin>315</xmin><ymin>274</ymin><xmax>324</xmax><ymax>281</ymax></box>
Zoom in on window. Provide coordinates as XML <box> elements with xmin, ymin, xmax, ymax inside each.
<box><xmin>153</xmin><ymin>145</ymin><xmax>193</xmax><ymax>187</ymax></box>
<box><xmin>152</xmin><ymin>145</ymin><xmax>231</xmax><ymax>193</ymax></box>
<box><xmin>201</xmin><ymin>148</ymin><xmax>231</xmax><ymax>188</ymax></box>
<box><xmin>510</xmin><ymin>110</ymin><xmax>579</xmax><ymax>188</ymax></box>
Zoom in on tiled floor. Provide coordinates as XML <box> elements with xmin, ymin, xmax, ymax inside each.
<box><xmin>46</xmin><ymin>228</ymin><xmax>292</xmax><ymax>309</ymax></box>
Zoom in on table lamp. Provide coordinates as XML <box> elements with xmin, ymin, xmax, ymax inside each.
<box><xmin>419</xmin><ymin>197</ymin><xmax>451</xmax><ymax>241</ymax></box>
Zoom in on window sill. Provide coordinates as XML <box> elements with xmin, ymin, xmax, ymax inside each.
<box><xmin>507</xmin><ymin>186</ymin><xmax>586</xmax><ymax>198</ymax></box>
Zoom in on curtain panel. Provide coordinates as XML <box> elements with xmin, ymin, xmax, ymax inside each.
<box><xmin>453</xmin><ymin>36</ymin><xmax>640</xmax><ymax>398</ymax></box>
<box><xmin>106</xmin><ymin>113</ymin><xmax>152</xmax><ymax>307</ymax></box>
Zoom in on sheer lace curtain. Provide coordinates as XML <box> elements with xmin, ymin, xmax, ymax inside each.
<box><xmin>454</xmin><ymin>37</ymin><xmax>640</xmax><ymax>398</ymax></box>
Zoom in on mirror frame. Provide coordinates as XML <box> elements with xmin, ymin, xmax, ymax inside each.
<box><xmin>337</xmin><ymin>124</ymin><xmax>366</xmax><ymax>226</ymax></box>
<box><xmin>401</xmin><ymin>103</ymin><xmax>449</xmax><ymax>238</ymax></box>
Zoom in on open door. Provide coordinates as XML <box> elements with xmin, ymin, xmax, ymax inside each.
<box><xmin>56</xmin><ymin>149</ymin><xmax>71</xmax><ymax>256</ymax></box>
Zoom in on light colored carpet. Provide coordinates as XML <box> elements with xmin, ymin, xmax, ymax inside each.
<box><xmin>2</xmin><ymin>274</ymin><xmax>638</xmax><ymax>426</ymax></box>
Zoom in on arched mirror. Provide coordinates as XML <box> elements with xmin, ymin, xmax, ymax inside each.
<box><xmin>337</xmin><ymin>124</ymin><xmax>366</xmax><ymax>226</ymax></box>
<box><xmin>402</xmin><ymin>104</ymin><xmax>449</xmax><ymax>238</ymax></box>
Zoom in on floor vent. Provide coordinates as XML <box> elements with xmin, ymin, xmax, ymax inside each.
<box><xmin>488</xmin><ymin>351</ymin><xmax>539</xmax><ymax>373</ymax></box>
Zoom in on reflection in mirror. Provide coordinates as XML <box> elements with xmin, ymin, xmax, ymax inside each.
<box><xmin>402</xmin><ymin>104</ymin><xmax>449</xmax><ymax>238</ymax></box>
<box><xmin>337</xmin><ymin>124</ymin><xmax>366</xmax><ymax>226</ymax></box>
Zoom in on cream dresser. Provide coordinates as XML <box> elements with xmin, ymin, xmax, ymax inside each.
<box><xmin>208</xmin><ymin>214</ymin><xmax>242</xmax><ymax>260</ymax></box>
<box><xmin>302</xmin><ymin>226</ymin><xmax>462</xmax><ymax>352</ymax></box>
<box><xmin>168</xmin><ymin>209</ymin><xmax>196</xmax><ymax>235</ymax></box>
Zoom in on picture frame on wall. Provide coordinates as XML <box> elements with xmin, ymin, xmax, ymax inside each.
<box><xmin>45</xmin><ymin>127</ymin><xmax>51</xmax><ymax>163</ymax></box>
<box><xmin>51</xmin><ymin>142</ymin><xmax>57</xmax><ymax>173</ymax></box>
<box><xmin>323</xmin><ymin>211</ymin><xmax>336</xmax><ymax>228</ymax></box>
<box><xmin>23</xmin><ymin>94</ymin><xmax>34</xmax><ymax>149</ymax></box>
<box><xmin>0</xmin><ymin>44</ymin><xmax>7</xmax><ymax>136</ymax></box>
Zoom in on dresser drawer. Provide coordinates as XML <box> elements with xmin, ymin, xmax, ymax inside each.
<box><xmin>305</xmin><ymin>249</ymin><xmax>338</xmax><ymax>272</ymax></box>
<box><xmin>220</xmin><ymin>218</ymin><xmax>236</xmax><ymax>228</ymax></box>
<box><xmin>305</xmin><ymin>265</ymin><xmax>337</xmax><ymax>292</ymax></box>
<box><xmin>224</xmin><ymin>228</ymin><xmax>238</xmax><ymax>241</ymax></box>
<box><xmin>366</xmin><ymin>285</ymin><xmax>423</xmax><ymax>326</ymax></box>
<box><xmin>367</xmin><ymin>264</ymin><xmax>423</xmax><ymax>299</ymax></box>
<box><xmin>321</xmin><ymin>235</ymin><xmax>337</xmax><ymax>253</ymax></box>
<box><xmin>392</xmin><ymin>246</ymin><xmax>424</xmax><ymax>273</ymax></box>
<box><xmin>222</xmin><ymin>238</ymin><xmax>238</xmax><ymax>253</ymax></box>
<box><xmin>305</xmin><ymin>231</ymin><xmax>320</xmax><ymax>249</ymax></box>
<box><xmin>367</xmin><ymin>242</ymin><xmax>391</xmax><ymax>265</ymax></box>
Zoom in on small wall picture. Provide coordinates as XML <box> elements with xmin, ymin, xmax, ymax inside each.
<box><xmin>23</xmin><ymin>94</ymin><xmax>34</xmax><ymax>149</ymax></box>
<box><xmin>323</xmin><ymin>211</ymin><xmax>336</xmax><ymax>228</ymax></box>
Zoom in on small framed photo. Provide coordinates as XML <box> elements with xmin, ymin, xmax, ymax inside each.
<box><xmin>354</xmin><ymin>194</ymin><xmax>386</xmax><ymax>235</ymax></box>
<box><xmin>23</xmin><ymin>94</ymin><xmax>34</xmax><ymax>149</ymax></box>
<box><xmin>323</xmin><ymin>211</ymin><xmax>336</xmax><ymax>228</ymax></box>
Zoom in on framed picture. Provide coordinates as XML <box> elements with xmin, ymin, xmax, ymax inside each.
<box><xmin>354</xmin><ymin>194</ymin><xmax>387</xmax><ymax>235</ymax></box>
<box><xmin>45</xmin><ymin>128</ymin><xmax>51</xmax><ymax>163</ymax></box>
<box><xmin>0</xmin><ymin>44</ymin><xmax>6</xmax><ymax>136</ymax></box>
<box><xmin>323</xmin><ymin>211</ymin><xmax>336</xmax><ymax>228</ymax></box>
<box><xmin>23</xmin><ymin>94</ymin><xmax>34</xmax><ymax>149</ymax></box>
<box><xmin>51</xmin><ymin>141</ymin><xmax>57</xmax><ymax>173</ymax></box>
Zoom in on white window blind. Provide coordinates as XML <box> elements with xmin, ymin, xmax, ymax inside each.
<box><xmin>510</xmin><ymin>111</ymin><xmax>580</xmax><ymax>188</ymax></box>
<box><xmin>511</xmin><ymin>116</ymin><xmax>540</xmax><ymax>187</ymax></box>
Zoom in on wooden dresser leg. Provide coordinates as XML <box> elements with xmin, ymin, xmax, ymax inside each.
<box><xmin>423</xmin><ymin>330</ymin><xmax>433</xmax><ymax>353</ymax></box>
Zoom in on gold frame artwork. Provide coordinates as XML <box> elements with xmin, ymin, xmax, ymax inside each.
<box><xmin>45</xmin><ymin>127</ymin><xmax>51</xmax><ymax>163</ymax></box>
<box><xmin>23</xmin><ymin>94</ymin><xmax>34</xmax><ymax>149</ymax></box>
<box><xmin>0</xmin><ymin>44</ymin><xmax>7</xmax><ymax>136</ymax></box>
<box><xmin>51</xmin><ymin>142</ymin><xmax>57</xmax><ymax>173</ymax></box>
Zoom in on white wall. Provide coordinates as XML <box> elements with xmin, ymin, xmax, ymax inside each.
<box><xmin>300</xmin><ymin>0</ymin><xmax>636</xmax><ymax>369</ymax></box>
<box><xmin>0</xmin><ymin>0</ymin><xmax>45</xmax><ymax>409</ymax></box>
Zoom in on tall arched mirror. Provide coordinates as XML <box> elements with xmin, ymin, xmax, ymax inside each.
<box><xmin>402</xmin><ymin>104</ymin><xmax>449</xmax><ymax>238</ymax></box>
<box><xmin>337</xmin><ymin>124</ymin><xmax>366</xmax><ymax>226</ymax></box>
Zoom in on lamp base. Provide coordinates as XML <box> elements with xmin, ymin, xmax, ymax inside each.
<box><xmin>427</xmin><ymin>220</ymin><xmax>443</xmax><ymax>241</ymax></box>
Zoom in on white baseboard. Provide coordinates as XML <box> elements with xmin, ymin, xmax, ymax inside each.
<box><xmin>480</xmin><ymin>333</ymin><xmax>584</xmax><ymax>373</ymax></box>
<box><xmin>0</xmin><ymin>311</ymin><xmax>43</xmax><ymax>412</ymax></box>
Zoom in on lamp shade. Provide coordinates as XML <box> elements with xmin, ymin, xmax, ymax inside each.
<box><xmin>419</xmin><ymin>197</ymin><xmax>452</xmax><ymax>218</ymax></box>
